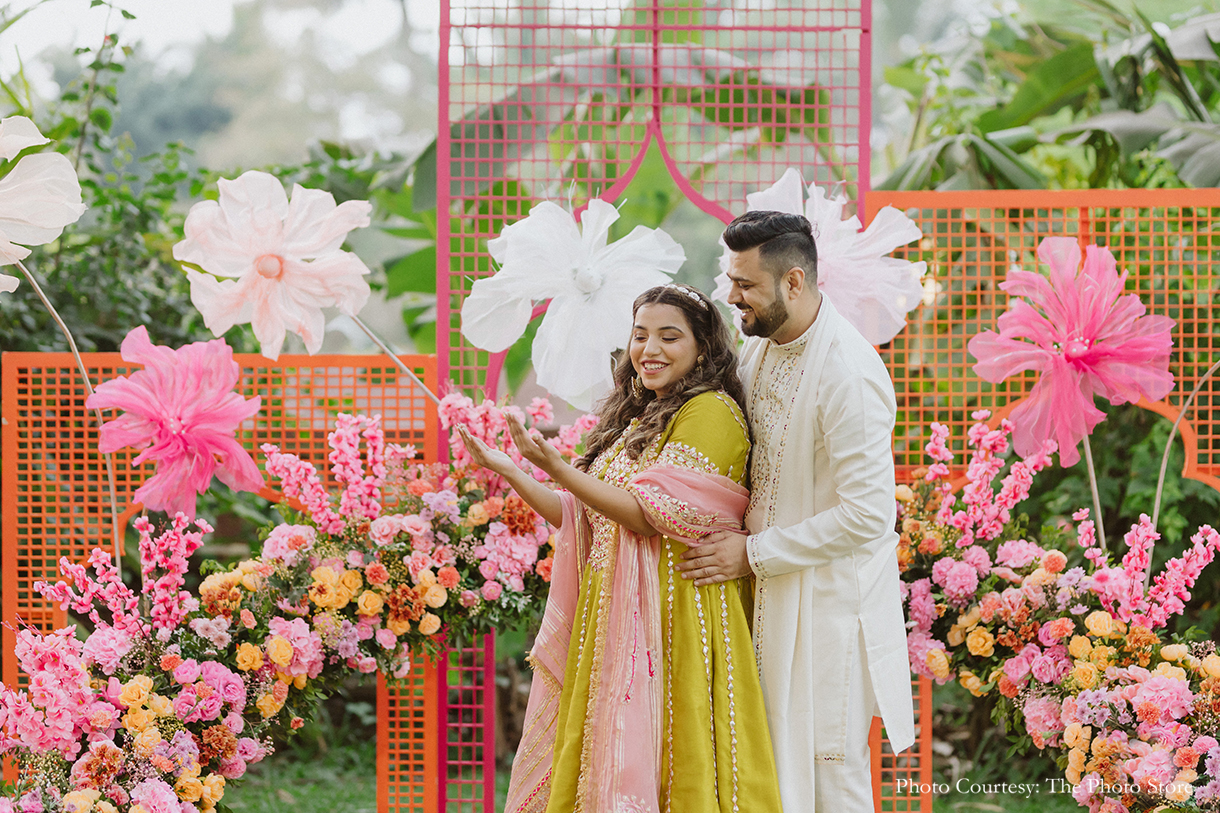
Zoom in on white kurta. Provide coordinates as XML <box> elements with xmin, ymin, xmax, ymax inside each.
<box><xmin>740</xmin><ymin>295</ymin><xmax>915</xmax><ymax>810</ymax></box>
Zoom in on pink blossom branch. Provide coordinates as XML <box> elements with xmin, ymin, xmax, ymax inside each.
<box><xmin>14</xmin><ymin>258</ymin><xmax>122</xmax><ymax>577</ymax></box>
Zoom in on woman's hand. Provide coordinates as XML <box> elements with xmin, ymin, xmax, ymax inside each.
<box><xmin>506</xmin><ymin>413</ymin><xmax>566</xmax><ymax>477</ymax></box>
<box><xmin>456</xmin><ymin>425</ymin><xmax>517</xmax><ymax>476</ymax></box>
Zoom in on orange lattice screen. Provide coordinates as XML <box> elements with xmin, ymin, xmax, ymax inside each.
<box><xmin>867</xmin><ymin>188</ymin><xmax>1220</xmax><ymax>492</ymax></box>
<box><xmin>871</xmin><ymin>677</ymin><xmax>933</xmax><ymax>812</ymax></box>
<box><xmin>0</xmin><ymin>352</ymin><xmax>438</xmax><ymax>813</ymax></box>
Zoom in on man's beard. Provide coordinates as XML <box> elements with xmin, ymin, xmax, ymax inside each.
<box><xmin>740</xmin><ymin>292</ymin><xmax>789</xmax><ymax>338</ymax></box>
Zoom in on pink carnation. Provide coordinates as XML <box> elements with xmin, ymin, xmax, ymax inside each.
<box><xmin>942</xmin><ymin>560</ymin><xmax>979</xmax><ymax>605</ymax></box>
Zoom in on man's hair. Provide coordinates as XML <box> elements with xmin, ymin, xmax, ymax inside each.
<box><xmin>722</xmin><ymin>210</ymin><xmax>818</xmax><ymax>286</ymax></box>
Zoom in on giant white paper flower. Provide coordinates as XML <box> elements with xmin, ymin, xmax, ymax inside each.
<box><xmin>461</xmin><ymin>199</ymin><xmax>685</xmax><ymax>410</ymax></box>
<box><xmin>0</xmin><ymin>116</ymin><xmax>87</xmax><ymax>290</ymax></box>
<box><xmin>173</xmin><ymin>170</ymin><xmax>373</xmax><ymax>359</ymax></box>
<box><xmin>714</xmin><ymin>168</ymin><xmax>926</xmax><ymax>345</ymax></box>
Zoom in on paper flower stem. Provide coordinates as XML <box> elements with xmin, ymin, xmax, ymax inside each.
<box><xmin>350</xmin><ymin>314</ymin><xmax>441</xmax><ymax>406</ymax></box>
<box><xmin>1149</xmin><ymin>356</ymin><xmax>1220</xmax><ymax>587</ymax></box>
<box><xmin>1081</xmin><ymin>433</ymin><xmax>1107</xmax><ymax>552</ymax></box>
<box><xmin>15</xmin><ymin>258</ymin><xmax>122</xmax><ymax>578</ymax></box>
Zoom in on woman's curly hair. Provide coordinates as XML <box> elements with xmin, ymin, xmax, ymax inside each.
<box><xmin>577</xmin><ymin>283</ymin><xmax>747</xmax><ymax>469</ymax></box>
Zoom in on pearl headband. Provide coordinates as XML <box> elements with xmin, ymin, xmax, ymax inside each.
<box><xmin>661</xmin><ymin>282</ymin><xmax>709</xmax><ymax>310</ymax></box>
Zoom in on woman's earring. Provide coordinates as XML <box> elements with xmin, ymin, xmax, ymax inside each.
<box><xmin>631</xmin><ymin>375</ymin><xmax>645</xmax><ymax>401</ymax></box>
<box><xmin>696</xmin><ymin>354</ymin><xmax>706</xmax><ymax>367</ymax></box>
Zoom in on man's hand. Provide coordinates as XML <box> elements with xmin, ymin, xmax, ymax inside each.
<box><xmin>676</xmin><ymin>530</ymin><xmax>752</xmax><ymax>586</ymax></box>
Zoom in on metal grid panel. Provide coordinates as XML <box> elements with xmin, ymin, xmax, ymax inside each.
<box><xmin>868</xmin><ymin>189</ymin><xmax>1220</xmax><ymax>493</ymax></box>
<box><xmin>1</xmin><ymin>351</ymin><xmax>439</xmax><ymax>807</ymax></box>
<box><xmin>438</xmin><ymin>0</ymin><xmax>869</xmax><ymax>394</ymax></box>
<box><xmin>439</xmin><ymin>635</ymin><xmax>496</xmax><ymax>811</ymax></box>
<box><xmin>379</xmin><ymin>666</ymin><xmax>440</xmax><ymax>813</ymax></box>
<box><xmin>871</xmin><ymin>678</ymin><xmax>933</xmax><ymax>811</ymax></box>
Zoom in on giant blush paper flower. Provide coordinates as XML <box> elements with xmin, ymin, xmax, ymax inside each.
<box><xmin>713</xmin><ymin>167</ymin><xmax>926</xmax><ymax>344</ymax></box>
<box><xmin>84</xmin><ymin>326</ymin><xmax>264</xmax><ymax>517</ymax></box>
<box><xmin>0</xmin><ymin>116</ymin><xmax>87</xmax><ymax>290</ymax></box>
<box><xmin>460</xmin><ymin>199</ymin><xmax>685</xmax><ymax>410</ymax></box>
<box><xmin>967</xmin><ymin>237</ymin><xmax>1175</xmax><ymax>466</ymax></box>
<box><xmin>173</xmin><ymin>170</ymin><xmax>373</xmax><ymax>359</ymax></box>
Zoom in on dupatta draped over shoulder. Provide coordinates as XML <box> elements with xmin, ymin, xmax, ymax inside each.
<box><xmin>505</xmin><ymin>394</ymin><xmax>754</xmax><ymax>813</ymax></box>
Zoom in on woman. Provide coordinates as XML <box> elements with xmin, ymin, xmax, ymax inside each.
<box><xmin>458</xmin><ymin>283</ymin><xmax>783</xmax><ymax>813</ymax></box>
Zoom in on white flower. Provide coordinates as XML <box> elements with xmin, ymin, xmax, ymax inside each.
<box><xmin>714</xmin><ymin>168</ymin><xmax>926</xmax><ymax>345</ymax></box>
<box><xmin>173</xmin><ymin>170</ymin><xmax>373</xmax><ymax>359</ymax></box>
<box><xmin>461</xmin><ymin>199</ymin><xmax>685</xmax><ymax>410</ymax></box>
<box><xmin>0</xmin><ymin>116</ymin><xmax>87</xmax><ymax>289</ymax></box>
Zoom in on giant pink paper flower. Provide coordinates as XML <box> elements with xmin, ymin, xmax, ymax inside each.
<box><xmin>967</xmin><ymin>237</ymin><xmax>1175</xmax><ymax>466</ymax></box>
<box><xmin>173</xmin><ymin>170</ymin><xmax>373</xmax><ymax>359</ymax></box>
<box><xmin>84</xmin><ymin>326</ymin><xmax>263</xmax><ymax>517</ymax></box>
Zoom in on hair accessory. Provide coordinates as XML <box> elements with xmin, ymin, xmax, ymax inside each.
<box><xmin>631</xmin><ymin>374</ymin><xmax>646</xmax><ymax>401</ymax></box>
<box><xmin>662</xmin><ymin>282</ymin><xmax>709</xmax><ymax>310</ymax></box>
<box><xmin>696</xmin><ymin>354</ymin><xmax>705</xmax><ymax>366</ymax></box>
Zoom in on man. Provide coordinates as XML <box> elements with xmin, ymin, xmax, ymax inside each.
<box><xmin>677</xmin><ymin>210</ymin><xmax>914</xmax><ymax>812</ymax></box>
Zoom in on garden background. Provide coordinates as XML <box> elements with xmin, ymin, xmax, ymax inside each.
<box><xmin>3</xmin><ymin>0</ymin><xmax>1220</xmax><ymax>810</ymax></box>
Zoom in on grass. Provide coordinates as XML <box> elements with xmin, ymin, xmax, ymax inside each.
<box><xmin>222</xmin><ymin>747</ymin><xmax>377</xmax><ymax>812</ymax></box>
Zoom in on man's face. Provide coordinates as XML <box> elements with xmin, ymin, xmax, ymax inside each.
<box><xmin>725</xmin><ymin>247</ymin><xmax>790</xmax><ymax>338</ymax></box>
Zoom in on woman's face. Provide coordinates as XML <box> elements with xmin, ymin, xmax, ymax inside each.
<box><xmin>629</xmin><ymin>302</ymin><xmax>699</xmax><ymax>398</ymax></box>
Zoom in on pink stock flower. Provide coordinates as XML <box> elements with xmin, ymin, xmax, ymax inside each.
<box><xmin>84</xmin><ymin>326</ymin><xmax>263</xmax><ymax>518</ymax></box>
<box><xmin>174</xmin><ymin>170</ymin><xmax>373</xmax><ymax>359</ymax></box>
<box><xmin>968</xmin><ymin>237</ymin><xmax>1175</xmax><ymax>466</ymax></box>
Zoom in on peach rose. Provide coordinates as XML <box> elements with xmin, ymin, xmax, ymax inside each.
<box><xmin>419</xmin><ymin>613</ymin><xmax>442</xmax><ymax>635</ymax></box>
<box><xmin>236</xmin><ymin>642</ymin><xmax>264</xmax><ymax>672</ymax></box>
<box><xmin>266</xmin><ymin>636</ymin><xmax>294</xmax><ymax>667</ymax></box>
<box><xmin>966</xmin><ymin>627</ymin><xmax>995</xmax><ymax>658</ymax></box>
<box><xmin>119</xmin><ymin>675</ymin><xmax>154</xmax><ymax>709</ymax></box>
<box><xmin>357</xmin><ymin>590</ymin><xmax>385</xmax><ymax>616</ymax></box>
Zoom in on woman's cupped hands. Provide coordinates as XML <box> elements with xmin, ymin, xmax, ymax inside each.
<box><xmin>456</xmin><ymin>413</ymin><xmax>567</xmax><ymax>479</ymax></box>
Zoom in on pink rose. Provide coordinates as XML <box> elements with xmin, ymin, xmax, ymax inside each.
<box><xmin>357</xmin><ymin>656</ymin><xmax>378</xmax><ymax>673</ymax></box>
<box><xmin>219</xmin><ymin>756</ymin><xmax>248</xmax><ymax>779</ymax></box>
<box><xmin>224</xmin><ymin>711</ymin><xmax>245</xmax><ymax>735</ymax></box>
<box><xmin>376</xmin><ymin>628</ymin><xmax>397</xmax><ymax>649</ymax></box>
<box><xmin>198</xmin><ymin>693</ymin><xmax>225</xmax><ymax>721</ymax></box>
<box><xmin>369</xmin><ymin>515</ymin><xmax>403</xmax><ymax>547</ymax></box>
<box><xmin>481</xmin><ymin>581</ymin><xmax>502</xmax><ymax>601</ymax></box>
<box><xmin>173</xmin><ymin>659</ymin><xmax>201</xmax><ymax>685</ymax></box>
<box><xmin>236</xmin><ymin>737</ymin><xmax>262</xmax><ymax>761</ymax></box>
<box><xmin>459</xmin><ymin>590</ymin><xmax>480</xmax><ymax>608</ymax></box>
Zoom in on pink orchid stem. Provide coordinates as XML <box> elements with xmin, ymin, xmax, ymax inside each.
<box><xmin>1081</xmin><ymin>433</ymin><xmax>1107</xmax><ymax>552</ymax></box>
<box><xmin>350</xmin><ymin>313</ymin><xmax>441</xmax><ymax>406</ymax></box>
<box><xmin>14</xmin><ymin>258</ymin><xmax>122</xmax><ymax>578</ymax></box>
<box><xmin>1149</xmin><ymin>356</ymin><xmax>1220</xmax><ymax>587</ymax></box>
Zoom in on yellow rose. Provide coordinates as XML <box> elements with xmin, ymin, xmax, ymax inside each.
<box><xmin>966</xmin><ymin>627</ymin><xmax>995</xmax><ymax>658</ymax></box>
<box><xmin>123</xmin><ymin>706</ymin><xmax>152</xmax><ymax>733</ymax></box>
<box><xmin>1068</xmin><ymin>746</ymin><xmax>1086</xmax><ymax>772</ymax></box>
<box><xmin>134</xmin><ymin>727</ymin><xmax>163</xmax><ymax>755</ymax></box>
<box><xmin>466</xmin><ymin>503</ymin><xmax>490</xmax><ymax>526</ymax></box>
<box><xmin>1201</xmin><ymin>653</ymin><xmax>1220</xmax><ymax>679</ymax></box>
<box><xmin>1154</xmin><ymin>662</ymin><xmax>1188</xmax><ymax>681</ymax></box>
<box><xmin>1177</xmin><ymin>768</ymin><xmax>1199</xmax><ymax>785</ymax></box>
<box><xmin>119</xmin><ymin>674</ymin><xmax>154</xmax><ymax>708</ymax></box>
<box><xmin>180</xmin><ymin>760</ymin><xmax>202</xmax><ymax>780</ymax></box>
<box><xmin>1068</xmin><ymin>635</ymin><xmax>1093</xmax><ymax>660</ymax></box>
<box><xmin>96</xmin><ymin>803</ymin><xmax>118</xmax><ymax>813</ymax></box>
<box><xmin>357</xmin><ymin>590</ymin><xmax>385</xmax><ymax>616</ymax></box>
<box><xmin>895</xmin><ymin>484</ymin><xmax>915</xmax><ymax>502</ymax></box>
<box><xmin>416</xmin><ymin>568</ymin><xmax>437</xmax><ymax>586</ymax></box>
<box><xmin>1165</xmin><ymin>780</ymin><xmax>1193</xmax><ymax>803</ymax></box>
<box><xmin>331</xmin><ymin>585</ymin><xmax>354</xmax><ymax>610</ymax></box>
<box><xmin>1090</xmin><ymin>645</ymin><xmax>1117</xmax><ymax>668</ymax></box>
<box><xmin>148</xmin><ymin>694</ymin><xmax>174</xmax><ymax>717</ymax></box>
<box><xmin>256</xmin><ymin>693</ymin><xmax>284</xmax><ymax>718</ymax></box>
<box><xmin>958</xmin><ymin>671</ymin><xmax>984</xmax><ymax>697</ymax></box>
<box><xmin>202</xmin><ymin>774</ymin><xmax>226</xmax><ymax>804</ymax></box>
<box><xmin>266</xmin><ymin>636</ymin><xmax>294</xmax><ymax>667</ymax></box>
<box><xmin>1160</xmin><ymin>643</ymin><xmax>1188</xmax><ymax>662</ymax></box>
<box><xmin>926</xmin><ymin>648</ymin><xmax>951</xmax><ymax>681</ymax></box>
<box><xmin>175</xmin><ymin>776</ymin><xmax>204</xmax><ymax>803</ymax></box>
<box><xmin>1085</xmin><ymin>610</ymin><xmax>1115</xmax><ymax>638</ymax></box>
<box><xmin>311</xmin><ymin>566</ymin><xmax>340</xmax><ymax>587</ymax></box>
<box><xmin>958</xmin><ymin>607</ymin><xmax>982</xmax><ymax>629</ymax></box>
<box><xmin>293</xmin><ymin>673</ymin><xmax>307</xmax><ymax>690</ymax></box>
<box><xmin>423</xmin><ymin>583</ymin><xmax>448</xmax><ymax>609</ymax></box>
<box><xmin>240</xmin><ymin>572</ymin><xmax>262</xmax><ymax>592</ymax></box>
<box><xmin>1072</xmin><ymin>661</ymin><xmax>1099</xmax><ymax>690</ymax></box>
<box><xmin>341</xmin><ymin>569</ymin><xmax>364</xmax><ymax>593</ymax></box>
<box><xmin>419</xmin><ymin>613</ymin><xmax>442</xmax><ymax>636</ymax></box>
<box><xmin>1063</xmin><ymin>723</ymin><xmax>1091</xmax><ymax>749</ymax></box>
<box><xmin>62</xmin><ymin>789</ymin><xmax>101</xmax><ymax>813</ymax></box>
<box><xmin>1023</xmin><ymin>567</ymin><xmax>1054</xmax><ymax>587</ymax></box>
<box><xmin>235</xmin><ymin>642</ymin><xmax>264</xmax><ymax>672</ymax></box>
<box><xmin>1065</xmin><ymin>765</ymin><xmax>1082</xmax><ymax>786</ymax></box>
<box><xmin>387</xmin><ymin>617</ymin><xmax>412</xmax><ymax>636</ymax></box>
<box><xmin>947</xmin><ymin>625</ymin><xmax>966</xmax><ymax>647</ymax></box>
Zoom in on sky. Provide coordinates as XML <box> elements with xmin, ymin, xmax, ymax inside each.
<box><xmin>2</xmin><ymin>0</ymin><xmax>441</xmax><ymax>95</ymax></box>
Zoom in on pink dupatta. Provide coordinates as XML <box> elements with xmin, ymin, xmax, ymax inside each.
<box><xmin>505</xmin><ymin>465</ymin><xmax>749</xmax><ymax>813</ymax></box>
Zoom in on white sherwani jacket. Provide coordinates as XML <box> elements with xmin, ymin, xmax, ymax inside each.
<box><xmin>740</xmin><ymin>295</ymin><xmax>915</xmax><ymax>805</ymax></box>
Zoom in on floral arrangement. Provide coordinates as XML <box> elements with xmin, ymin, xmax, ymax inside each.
<box><xmin>0</xmin><ymin>387</ymin><xmax>594</xmax><ymax>812</ymax></box>
<box><xmin>898</xmin><ymin>235</ymin><xmax>1220</xmax><ymax>811</ymax></box>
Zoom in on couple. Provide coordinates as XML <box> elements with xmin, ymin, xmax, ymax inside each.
<box><xmin>460</xmin><ymin>211</ymin><xmax>915</xmax><ymax>813</ymax></box>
